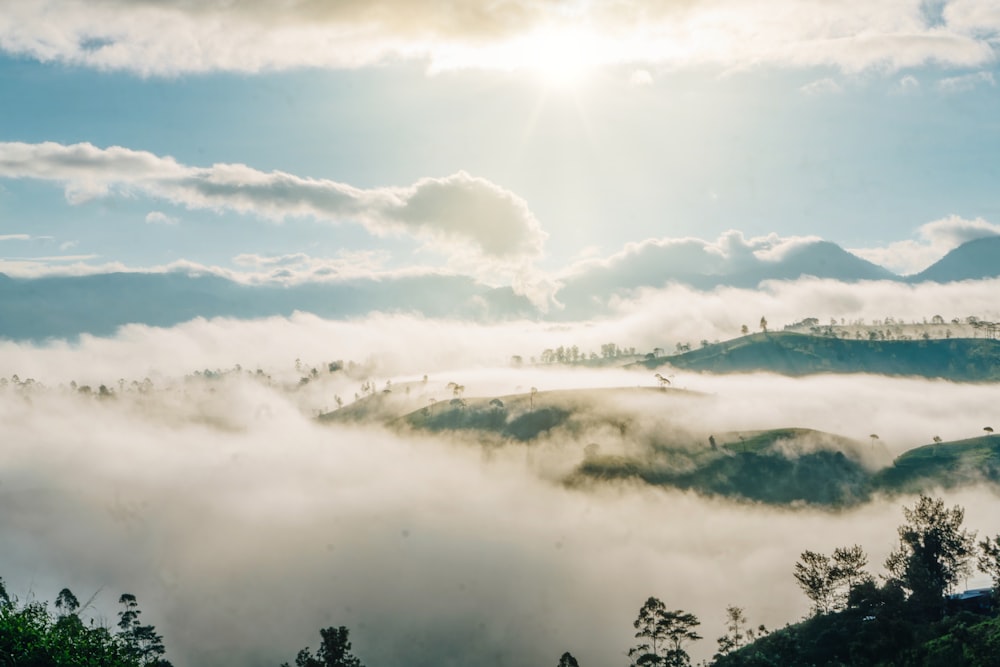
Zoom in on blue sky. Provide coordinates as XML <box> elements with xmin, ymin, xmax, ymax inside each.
<box><xmin>2</xmin><ymin>0</ymin><xmax>1000</xmax><ymax>294</ymax></box>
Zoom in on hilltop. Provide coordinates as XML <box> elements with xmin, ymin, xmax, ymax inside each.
<box><xmin>638</xmin><ymin>332</ymin><xmax>1000</xmax><ymax>381</ymax></box>
<box><xmin>319</xmin><ymin>385</ymin><xmax>1000</xmax><ymax>507</ymax></box>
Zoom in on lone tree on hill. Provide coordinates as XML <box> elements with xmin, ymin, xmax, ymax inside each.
<box><xmin>884</xmin><ymin>495</ymin><xmax>976</xmax><ymax>615</ymax></box>
<box><xmin>629</xmin><ymin>597</ymin><xmax>701</xmax><ymax>667</ymax></box>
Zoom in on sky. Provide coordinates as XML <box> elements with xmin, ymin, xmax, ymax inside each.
<box><xmin>2</xmin><ymin>0</ymin><xmax>1000</xmax><ymax>296</ymax></box>
<box><xmin>3</xmin><ymin>6</ymin><xmax>1000</xmax><ymax>664</ymax></box>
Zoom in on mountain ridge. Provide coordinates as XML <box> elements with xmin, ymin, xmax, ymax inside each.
<box><xmin>1</xmin><ymin>237</ymin><xmax>998</xmax><ymax>340</ymax></box>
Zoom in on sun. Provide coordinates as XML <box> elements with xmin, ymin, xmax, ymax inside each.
<box><xmin>521</xmin><ymin>28</ymin><xmax>598</xmax><ymax>90</ymax></box>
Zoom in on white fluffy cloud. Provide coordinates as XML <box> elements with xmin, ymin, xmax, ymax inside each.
<box><xmin>0</xmin><ymin>142</ymin><xmax>547</xmax><ymax>271</ymax></box>
<box><xmin>0</xmin><ymin>0</ymin><xmax>997</xmax><ymax>75</ymax></box>
<box><xmin>850</xmin><ymin>214</ymin><xmax>1000</xmax><ymax>274</ymax></box>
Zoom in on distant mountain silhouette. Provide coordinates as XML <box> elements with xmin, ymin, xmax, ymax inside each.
<box><xmin>553</xmin><ymin>239</ymin><xmax>894</xmax><ymax>318</ymax></box>
<box><xmin>908</xmin><ymin>235</ymin><xmax>1000</xmax><ymax>282</ymax></box>
<box><xmin>1</xmin><ymin>238</ymin><xmax>998</xmax><ymax>340</ymax></box>
<box><xmin>0</xmin><ymin>271</ymin><xmax>535</xmax><ymax>340</ymax></box>
<box><xmin>733</xmin><ymin>241</ymin><xmax>896</xmax><ymax>283</ymax></box>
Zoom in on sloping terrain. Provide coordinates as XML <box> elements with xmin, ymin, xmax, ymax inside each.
<box><xmin>322</xmin><ymin>386</ymin><xmax>1000</xmax><ymax>506</ymax></box>
<box><xmin>641</xmin><ymin>332</ymin><xmax>1000</xmax><ymax>381</ymax></box>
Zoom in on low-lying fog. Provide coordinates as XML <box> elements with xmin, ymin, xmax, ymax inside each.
<box><xmin>1</xmin><ymin>302</ymin><xmax>999</xmax><ymax>666</ymax></box>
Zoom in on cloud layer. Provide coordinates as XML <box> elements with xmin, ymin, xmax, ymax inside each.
<box><xmin>2</xmin><ymin>312</ymin><xmax>1000</xmax><ymax>666</ymax></box>
<box><xmin>0</xmin><ymin>0</ymin><xmax>998</xmax><ymax>75</ymax></box>
<box><xmin>0</xmin><ymin>142</ymin><xmax>547</xmax><ymax>272</ymax></box>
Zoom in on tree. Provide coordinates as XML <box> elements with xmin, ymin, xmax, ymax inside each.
<box><xmin>714</xmin><ymin>605</ymin><xmax>747</xmax><ymax>657</ymax></box>
<box><xmin>557</xmin><ymin>651</ymin><xmax>580</xmax><ymax>667</ymax></box>
<box><xmin>977</xmin><ymin>534</ymin><xmax>1000</xmax><ymax>595</ymax></box>
<box><xmin>794</xmin><ymin>550</ymin><xmax>836</xmax><ymax>615</ymax></box>
<box><xmin>793</xmin><ymin>546</ymin><xmax>871</xmax><ymax>615</ymax></box>
<box><xmin>117</xmin><ymin>593</ymin><xmax>170</xmax><ymax>666</ymax></box>
<box><xmin>741</xmin><ymin>324</ymin><xmax>749</xmax><ymax>335</ymax></box>
<box><xmin>884</xmin><ymin>495</ymin><xmax>976</xmax><ymax>614</ymax></box>
<box><xmin>0</xmin><ymin>583</ymin><xmax>173</xmax><ymax>667</ymax></box>
<box><xmin>282</xmin><ymin>626</ymin><xmax>364</xmax><ymax>667</ymax></box>
<box><xmin>629</xmin><ymin>597</ymin><xmax>701</xmax><ymax>667</ymax></box>
<box><xmin>759</xmin><ymin>316</ymin><xmax>768</xmax><ymax>333</ymax></box>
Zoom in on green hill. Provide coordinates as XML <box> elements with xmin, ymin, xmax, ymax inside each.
<box><xmin>874</xmin><ymin>434</ymin><xmax>1000</xmax><ymax>493</ymax></box>
<box><xmin>319</xmin><ymin>385</ymin><xmax>1000</xmax><ymax>506</ymax></box>
<box><xmin>639</xmin><ymin>332</ymin><xmax>1000</xmax><ymax>381</ymax></box>
<box><xmin>572</xmin><ymin>428</ymin><xmax>875</xmax><ymax>506</ymax></box>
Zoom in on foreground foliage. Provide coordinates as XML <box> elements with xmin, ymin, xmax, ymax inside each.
<box><xmin>0</xmin><ymin>580</ymin><xmax>171</xmax><ymax>667</ymax></box>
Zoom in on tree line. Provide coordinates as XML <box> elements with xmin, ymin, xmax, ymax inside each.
<box><xmin>6</xmin><ymin>495</ymin><xmax>999</xmax><ymax>666</ymax></box>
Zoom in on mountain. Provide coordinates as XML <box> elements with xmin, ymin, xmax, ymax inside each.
<box><xmin>0</xmin><ymin>271</ymin><xmax>536</xmax><ymax>340</ymax></box>
<box><xmin>640</xmin><ymin>332</ymin><xmax>1000</xmax><ymax>382</ymax></box>
<box><xmin>728</xmin><ymin>240</ymin><xmax>896</xmax><ymax>284</ymax></box>
<box><xmin>909</xmin><ymin>235</ymin><xmax>1000</xmax><ymax>282</ymax></box>
<box><xmin>0</xmin><ymin>237</ymin><xmax>996</xmax><ymax>340</ymax></box>
<box><xmin>552</xmin><ymin>239</ymin><xmax>895</xmax><ymax>318</ymax></box>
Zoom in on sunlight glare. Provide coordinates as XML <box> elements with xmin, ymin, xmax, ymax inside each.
<box><xmin>523</xmin><ymin>28</ymin><xmax>598</xmax><ymax>90</ymax></box>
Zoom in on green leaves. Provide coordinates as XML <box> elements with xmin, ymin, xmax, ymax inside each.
<box><xmin>0</xmin><ymin>583</ymin><xmax>170</xmax><ymax>667</ymax></box>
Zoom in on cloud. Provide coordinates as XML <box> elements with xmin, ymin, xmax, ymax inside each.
<box><xmin>936</xmin><ymin>70</ymin><xmax>996</xmax><ymax>92</ymax></box>
<box><xmin>0</xmin><ymin>233</ymin><xmax>32</xmax><ymax>242</ymax></box>
<box><xmin>145</xmin><ymin>210</ymin><xmax>178</xmax><ymax>225</ymax></box>
<box><xmin>800</xmin><ymin>77</ymin><xmax>842</xmax><ymax>95</ymax></box>
<box><xmin>891</xmin><ymin>74</ymin><xmax>921</xmax><ymax>93</ymax></box>
<box><xmin>2</xmin><ymin>311</ymin><xmax>1000</xmax><ymax>666</ymax></box>
<box><xmin>0</xmin><ymin>142</ymin><xmax>548</xmax><ymax>276</ymax></box>
<box><xmin>850</xmin><ymin>214</ymin><xmax>1000</xmax><ymax>274</ymax></box>
<box><xmin>0</xmin><ymin>0</ymin><xmax>997</xmax><ymax>75</ymax></box>
<box><xmin>629</xmin><ymin>69</ymin><xmax>653</xmax><ymax>86</ymax></box>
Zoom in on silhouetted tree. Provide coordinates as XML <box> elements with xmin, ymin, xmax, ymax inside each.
<box><xmin>117</xmin><ymin>593</ymin><xmax>169</xmax><ymax>666</ymax></box>
<box><xmin>282</xmin><ymin>626</ymin><xmax>364</xmax><ymax>667</ymax></box>
<box><xmin>629</xmin><ymin>597</ymin><xmax>701</xmax><ymax>667</ymax></box>
<box><xmin>885</xmin><ymin>495</ymin><xmax>976</xmax><ymax>615</ymax></box>
<box><xmin>794</xmin><ymin>545</ymin><xmax>871</xmax><ymax>615</ymax></box>
<box><xmin>714</xmin><ymin>605</ymin><xmax>747</xmax><ymax>657</ymax></box>
<box><xmin>977</xmin><ymin>534</ymin><xmax>1000</xmax><ymax>595</ymax></box>
<box><xmin>557</xmin><ymin>651</ymin><xmax>580</xmax><ymax>667</ymax></box>
<box><xmin>794</xmin><ymin>550</ymin><xmax>836</xmax><ymax>615</ymax></box>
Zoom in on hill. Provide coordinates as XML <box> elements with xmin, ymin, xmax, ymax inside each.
<box><xmin>640</xmin><ymin>332</ymin><xmax>1000</xmax><ymax>381</ymax></box>
<box><xmin>874</xmin><ymin>433</ymin><xmax>1000</xmax><ymax>493</ymax></box>
<box><xmin>321</xmin><ymin>386</ymin><xmax>1000</xmax><ymax>506</ymax></box>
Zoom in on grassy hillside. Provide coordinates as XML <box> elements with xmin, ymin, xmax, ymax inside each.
<box><xmin>874</xmin><ymin>434</ymin><xmax>1000</xmax><ymax>493</ymax></box>
<box><xmin>639</xmin><ymin>332</ymin><xmax>1000</xmax><ymax>381</ymax></box>
<box><xmin>572</xmin><ymin>428</ymin><xmax>875</xmax><ymax>506</ymax></box>
<box><xmin>320</xmin><ymin>384</ymin><xmax>1000</xmax><ymax>506</ymax></box>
